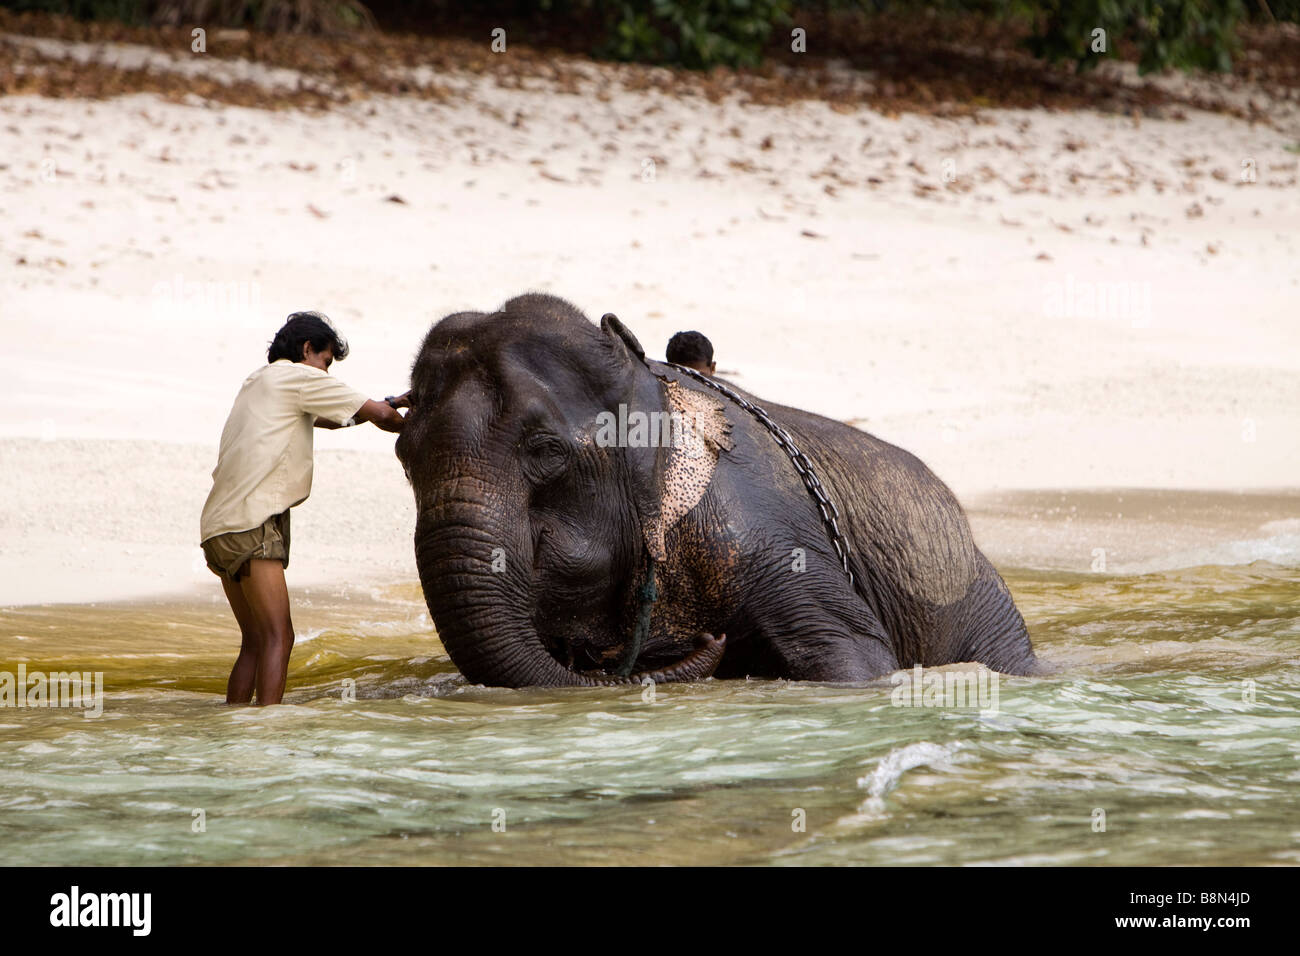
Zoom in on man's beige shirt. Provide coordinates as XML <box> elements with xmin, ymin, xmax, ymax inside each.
<box><xmin>200</xmin><ymin>359</ymin><xmax>369</xmax><ymax>542</ymax></box>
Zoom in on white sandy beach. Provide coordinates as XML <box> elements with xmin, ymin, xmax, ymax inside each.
<box><xmin>2</xmin><ymin>34</ymin><xmax>1298</xmax><ymax>605</ymax></box>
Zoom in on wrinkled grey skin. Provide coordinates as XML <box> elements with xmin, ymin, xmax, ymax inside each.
<box><xmin>395</xmin><ymin>294</ymin><xmax>1036</xmax><ymax>688</ymax></box>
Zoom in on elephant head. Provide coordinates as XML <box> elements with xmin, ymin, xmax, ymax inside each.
<box><xmin>395</xmin><ymin>294</ymin><xmax>726</xmax><ymax>688</ymax></box>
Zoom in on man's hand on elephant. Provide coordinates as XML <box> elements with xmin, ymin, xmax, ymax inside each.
<box><xmin>385</xmin><ymin>391</ymin><xmax>412</xmax><ymax>410</ymax></box>
<box><xmin>355</xmin><ymin>398</ymin><xmax>405</xmax><ymax>433</ymax></box>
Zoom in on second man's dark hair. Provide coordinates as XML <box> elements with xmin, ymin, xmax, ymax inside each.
<box><xmin>267</xmin><ymin>311</ymin><xmax>349</xmax><ymax>364</ymax></box>
<box><xmin>666</xmin><ymin>330</ymin><xmax>714</xmax><ymax>367</ymax></box>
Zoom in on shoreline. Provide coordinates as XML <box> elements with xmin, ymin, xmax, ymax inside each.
<box><xmin>2</xmin><ymin>434</ymin><xmax>1294</xmax><ymax>608</ymax></box>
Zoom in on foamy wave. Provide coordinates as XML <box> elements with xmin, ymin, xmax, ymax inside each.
<box><xmin>1125</xmin><ymin>527</ymin><xmax>1300</xmax><ymax>574</ymax></box>
<box><xmin>847</xmin><ymin>741</ymin><xmax>963</xmax><ymax>820</ymax></box>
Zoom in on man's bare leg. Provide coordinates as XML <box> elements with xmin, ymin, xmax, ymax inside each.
<box><xmin>221</xmin><ymin>575</ymin><xmax>260</xmax><ymax>704</ymax></box>
<box><xmin>238</xmin><ymin>558</ymin><xmax>295</xmax><ymax>705</ymax></box>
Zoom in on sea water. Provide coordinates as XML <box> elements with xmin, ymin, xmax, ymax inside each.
<box><xmin>1</xmin><ymin>528</ymin><xmax>1297</xmax><ymax>865</ymax></box>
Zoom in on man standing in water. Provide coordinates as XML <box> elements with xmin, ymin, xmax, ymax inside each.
<box><xmin>200</xmin><ymin>311</ymin><xmax>408</xmax><ymax>705</ymax></box>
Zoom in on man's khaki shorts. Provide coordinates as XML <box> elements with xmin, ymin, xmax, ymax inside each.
<box><xmin>202</xmin><ymin>510</ymin><xmax>291</xmax><ymax>584</ymax></box>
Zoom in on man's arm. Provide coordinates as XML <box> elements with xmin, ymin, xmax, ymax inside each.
<box><xmin>308</xmin><ymin>388</ymin><xmax>408</xmax><ymax>433</ymax></box>
<box><xmin>353</xmin><ymin>399</ymin><xmax>405</xmax><ymax>433</ymax></box>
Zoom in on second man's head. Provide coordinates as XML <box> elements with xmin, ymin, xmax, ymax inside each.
<box><xmin>666</xmin><ymin>331</ymin><xmax>716</xmax><ymax>377</ymax></box>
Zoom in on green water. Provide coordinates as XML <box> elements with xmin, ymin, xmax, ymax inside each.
<box><xmin>1</xmin><ymin>563</ymin><xmax>1297</xmax><ymax>866</ymax></box>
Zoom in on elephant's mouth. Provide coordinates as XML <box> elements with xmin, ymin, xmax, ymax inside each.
<box><xmin>572</xmin><ymin>632</ymin><xmax>728</xmax><ymax>685</ymax></box>
<box><xmin>414</xmin><ymin>506</ymin><xmax>725</xmax><ymax>688</ymax></box>
<box><xmin>536</xmin><ymin>618</ymin><xmax>724</xmax><ymax>684</ymax></box>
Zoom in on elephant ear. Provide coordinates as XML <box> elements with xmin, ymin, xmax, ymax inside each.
<box><xmin>599</xmin><ymin>312</ymin><xmax>668</xmax><ymax>562</ymax></box>
<box><xmin>600</xmin><ymin>312</ymin><xmax>646</xmax><ymax>361</ymax></box>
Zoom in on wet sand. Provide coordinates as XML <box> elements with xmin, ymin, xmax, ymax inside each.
<box><xmin>2</xmin><ymin>429</ymin><xmax>1296</xmax><ymax>607</ymax></box>
<box><xmin>969</xmin><ymin>488</ymin><xmax>1300</xmax><ymax>574</ymax></box>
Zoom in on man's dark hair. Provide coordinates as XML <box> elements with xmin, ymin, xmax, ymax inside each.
<box><xmin>267</xmin><ymin>311</ymin><xmax>349</xmax><ymax>363</ymax></box>
<box><xmin>666</xmin><ymin>330</ymin><xmax>714</xmax><ymax>367</ymax></box>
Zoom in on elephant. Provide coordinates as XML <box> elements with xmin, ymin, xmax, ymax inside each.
<box><xmin>394</xmin><ymin>293</ymin><xmax>1037</xmax><ymax>688</ymax></box>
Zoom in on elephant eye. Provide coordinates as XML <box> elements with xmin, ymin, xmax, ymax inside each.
<box><xmin>520</xmin><ymin>431</ymin><xmax>570</xmax><ymax>484</ymax></box>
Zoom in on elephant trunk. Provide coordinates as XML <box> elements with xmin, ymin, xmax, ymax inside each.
<box><xmin>415</xmin><ymin>493</ymin><xmax>723</xmax><ymax>688</ymax></box>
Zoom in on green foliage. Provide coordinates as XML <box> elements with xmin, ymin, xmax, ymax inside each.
<box><xmin>807</xmin><ymin>0</ymin><xmax>1254</xmax><ymax>73</ymax></box>
<box><xmin>6</xmin><ymin>0</ymin><xmax>1296</xmax><ymax>71</ymax></box>
<box><xmin>1253</xmin><ymin>0</ymin><xmax>1300</xmax><ymax>20</ymax></box>
<box><xmin>149</xmin><ymin>0</ymin><xmax>375</xmax><ymax>33</ymax></box>
<box><xmin>3</xmin><ymin>0</ymin><xmax>147</xmax><ymax>23</ymax></box>
<box><xmin>1</xmin><ymin>0</ymin><xmax>374</xmax><ymax>32</ymax></box>
<box><xmin>599</xmin><ymin>0</ymin><xmax>794</xmax><ymax>68</ymax></box>
<box><xmin>1005</xmin><ymin>0</ymin><xmax>1247</xmax><ymax>73</ymax></box>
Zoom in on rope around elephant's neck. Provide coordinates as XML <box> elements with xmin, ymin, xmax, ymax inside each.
<box><xmin>599</xmin><ymin>310</ymin><xmax>853</xmax><ymax>676</ymax></box>
<box><xmin>614</xmin><ymin>555</ymin><xmax>657</xmax><ymax>678</ymax></box>
<box><xmin>663</xmin><ymin>362</ymin><xmax>856</xmax><ymax>588</ymax></box>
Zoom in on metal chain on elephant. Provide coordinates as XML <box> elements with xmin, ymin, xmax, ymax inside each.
<box><xmin>665</xmin><ymin>362</ymin><xmax>856</xmax><ymax>588</ymax></box>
